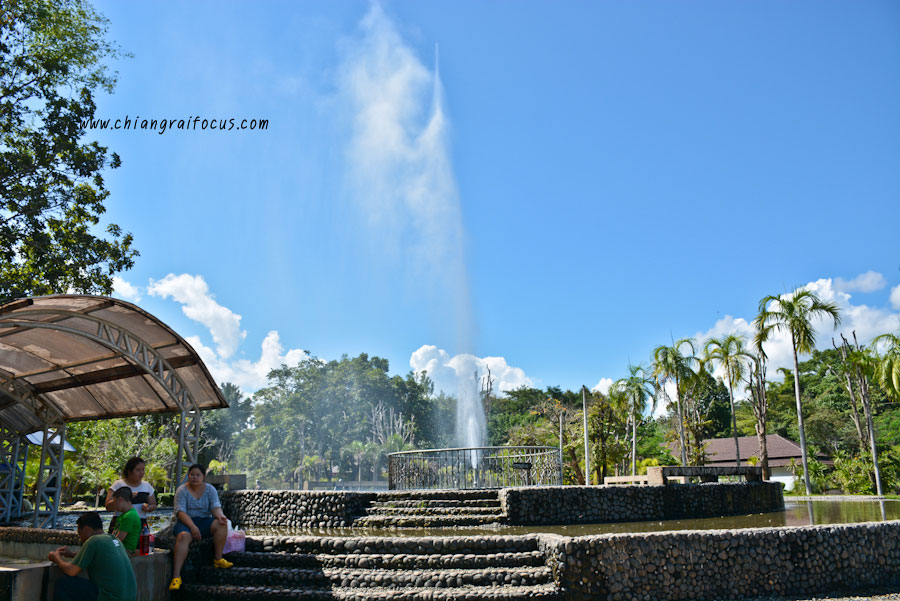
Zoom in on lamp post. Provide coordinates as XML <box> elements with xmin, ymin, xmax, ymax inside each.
<box><xmin>582</xmin><ymin>386</ymin><xmax>590</xmax><ymax>485</ymax></box>
<box><xmin>558</xmin><ymin>406</ymin><xmax>565</xmax><ymax>484</ymax></box>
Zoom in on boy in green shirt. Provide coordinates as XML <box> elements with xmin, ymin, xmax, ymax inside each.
<box><xmin>48</xmin><ymin>511</ymin><xmax>137</xmax><ymax>601</ymax></box>
<box><xmin>111</xmin><ymin>487</ymin><xmax>141</xmax><ymax>553</ymax></box>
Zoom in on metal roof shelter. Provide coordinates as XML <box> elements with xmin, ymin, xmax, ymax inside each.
<box><xmin>0</xmin><ymin>294</ymin><xmax>227</xmax><ymax>527</ymax></box>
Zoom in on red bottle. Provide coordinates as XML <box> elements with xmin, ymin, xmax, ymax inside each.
<box><xmin>139</xmin><ymin>524</ymin><xmax>151</xmax><ymax>555</ymax></box>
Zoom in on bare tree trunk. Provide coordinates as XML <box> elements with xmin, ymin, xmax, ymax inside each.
<box><xmin>674</xmin><ymin>376</ymin><xmax>687</xmax><ymax>467</ymax></box>
<box><xmin>631</xmin><ymin>407</ymin><xmax>637</xmax><ymax>476</ymax></box>
<box><xmin>792</xmin><ymin>338</ymin><xmax>813</xmax><ymax>495</ymax></box>
<box><xmin>852</xmin><ymin>332</ymin><xmax>884</xmax><ymax>496</ymax></box>
<box><xmin>728</xmin><ymin>380</ymin><xmax>741</xmax><ymax>467</ymax></box>
<box><xmin>834</xmin><ymin>338</ymin><xmax>869</xmax><ymax>455</ymax></box>
<box><xmin>748</xmin><ymin>355</ymin><xmax>770</xmax><ymax>480</ymax></box>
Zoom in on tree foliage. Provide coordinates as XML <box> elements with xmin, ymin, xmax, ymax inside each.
<box><xmin>0</xmin><ymin>0</ymin><xmax>137</xmax><ymax>303</ymax></box>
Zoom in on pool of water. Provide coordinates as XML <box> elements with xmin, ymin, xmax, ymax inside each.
<box><xmin>239</xmin><ymin>499</ymin><xmax>900</xmax><ymax>538</ymax></box>
<box><xmin>11</xmin><ymin>500</ymin><xmax>900</xmax><ymax>537</ymax></box>
<box><xmin>6</xmin><ymin>509</ymin><xmax>175</xmax><ymax>532</ymax></box>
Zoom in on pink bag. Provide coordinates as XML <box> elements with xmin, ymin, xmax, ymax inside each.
<box><xmin>223</xmin><ymin>520</ymin><xmax>245</xmax><ymax>554</ymax></box>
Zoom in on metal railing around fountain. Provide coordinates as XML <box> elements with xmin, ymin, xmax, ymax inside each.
<box><xmin>388</xmin><ymin>446</ymin><xmax>562</xmax><ymax>490</ymax></box>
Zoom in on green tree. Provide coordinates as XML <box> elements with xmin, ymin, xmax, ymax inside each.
<box><xmin>755</xmin><ymin>287</ymin><xmax>841</xmax><ymax>495</ymax></box>
<box><xmin>744</xmin><ymin>349</ymin><xmax>771</xmax><ymax>479</ymax></box>
<box><xmin>873</xmin><ymin>330</ymin><xmax>900</xmax><ymax>402</ymax></box>
<box><xmin>703</xmin><ymin>334</ymin><xmax>752</xmax><ymax>467</ymax></box>
<box><xmin>200</xmin><ymin>382</ymin><xmax>252</xmax><ymax>466</ymax></box>
<box><xmin>652</xmin><ymin>338</ymin><xmax>696</xmax><ymax>466</ymax></box>
<box><xmin>1</xmin><ymin>0</ymin><xmax>137</xmax><ymax>302</ymax></box>
<box><xmin>614</xmin><ymin>363</ymin><xmax>655</xmax><ymax>476</ymax></box>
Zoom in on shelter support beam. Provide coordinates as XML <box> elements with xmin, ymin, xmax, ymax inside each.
<box><xmin>175</xmin><ymin>407</ymin><xmax>200</xmax><ymax>485</ymax></box>
<box><xmin>33</xmin><ymin>422</ymin><xmax>65</xmax><ymax>528</ymax></box>
<box><xmin>0</xmin><ymin>427</ymin><xmax>25</xmax><ymax>522</ymax></box>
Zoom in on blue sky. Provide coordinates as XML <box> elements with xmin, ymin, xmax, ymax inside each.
<box><xmin>92</xmin><ymin>1</ymin><xmax>900</xmax><ymax>398</ymax></box>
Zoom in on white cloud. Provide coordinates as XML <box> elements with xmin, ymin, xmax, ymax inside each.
<box><xmin>410</xmin><ymin>344</ymin><xmax>532</xmax><ymax>397</ymax></box>
<box><xmin>145</xmin><ymin>273</ymin><xmax>308</xmax><ymax>392</ymax></box>
<box><xmin>148</xmin><ymin>273</ymin><xmax>245</xmax><ymax>359</ymax></box>
<box><xmin>891</xmin><ymin>285</ymin><xmax>900</xmax><ymax>310</ymax></box>
<box><xmin>692</xmin><ymin>277</ymin><xmax>900</xmax><ymax>389</ymax></box>
<box><xmin>592</xmin><ymin>378</ymin><xmax>613</xmax><ymax>395</ymax></box>
<box><xmin>834</xmin><ymin>270</ymin><xmax>886</xmax><ymax>293</ymax></box>
<box><xmin>186</xmin><ymin>331</ymin><xmax>308</xmax><ymax>392</ymax></box>
<box><xmin>111</xmin><ymin>277</ymin><xmax>142</xmax><ymax>302</ymax></box>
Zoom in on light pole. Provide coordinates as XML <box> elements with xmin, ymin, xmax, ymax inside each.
<box><xmin>558</xmin><ymin>406</ymin><xmax>565</xmax><ymax>484</ymax></box>
<box><xmin>582</xmin><ymin>386</ymin><xmax>590</xmax><ymax>485</ymax></box>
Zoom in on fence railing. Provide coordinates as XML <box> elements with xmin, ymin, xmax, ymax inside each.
<box><xmin>388</xmin><ymin>446</ymin><xmax>562</xmax><ymax>490</ymax></box>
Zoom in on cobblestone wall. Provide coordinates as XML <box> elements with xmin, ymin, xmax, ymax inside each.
<box><xmin>541</xmin><ymin>521</ymin><xmax>900</xmax><ymax>601</ymax></box>
<box><xmin>500</xmin><ymin>482</ymin><xmax>784</xmax><ymax>525</ymax></box>
<box><xmin>220</xmin><ymin>490</ymin><xmax>377</xmax><ymax>528</ymax></box>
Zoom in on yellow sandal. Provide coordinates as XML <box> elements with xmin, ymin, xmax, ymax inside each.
<box><xmin>213</xmin><ymin>558</ymin><xmax>233</xmax><ymax>569</ymax></box>
<box><xmin>168</xmin><ymin>577</ymin><xmax>182</xmax><ymax>591</ymax></box>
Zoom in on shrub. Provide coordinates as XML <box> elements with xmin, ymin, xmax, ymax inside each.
<box><xmin>157</xmin><ymin>492</ymin><xmax>174</xmax><ymax>507</ymax></box>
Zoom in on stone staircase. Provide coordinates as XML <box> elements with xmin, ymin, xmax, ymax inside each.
<box><xmin>353</xmin><ymin>490</ymin><xmax>504</xmax><ymax>528</ymax></box>
<box><xmin>176</xmin><ymin>534</ymin><xmax>561</xmax><ymax>601</ymax></box>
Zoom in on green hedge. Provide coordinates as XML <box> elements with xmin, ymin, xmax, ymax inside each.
<box><xmin>157</xmin><ymin>492</ymin><xmax>174</xmax><ymax>507</ymax></box>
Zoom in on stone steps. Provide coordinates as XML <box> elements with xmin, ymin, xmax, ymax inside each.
<box><xmin>198</xmin><ymin>566</ymin><xmax>554</xmax><ymax>588</ymax></box>
<box><xmin>179</xmin><ymin>583</ymin><xmax>563</xmax><ymax>601</ymax></box>
<box><xmin>365</xmin><ymin>506</ymin><xmax>503</xmax><ymax>516</ymax></box>
<box><xmin>176</xmin><ymin>533</ymin><xmax>560</xmax><ymax>601</ymax></box>
<box><xmin>248</xmin><ymin>535</ymin><xmax>538</xmax><ymax>555</ymax></box>
<box><xmin>373</xmin><ymin>490</ymin><xmax>499</xmax><ymax>501</ymax></box>
<box><xmin>353</xmin><ymin>514</ymin><xmax>505</xmax><ymax>528</ymax></box>
<box><xmin>371</xmin><ymin>499</ymin><xmax>501</xmax><ymax>509</ymax></box>
<box><xmin>227</xmin><ymin>550</ymin><xmax>548</xmax><ymax>570</ymax></box>
<box><xmin>356</xmin><ymin>489</ymin><xmax>505</xmax><ymax>529</ymax></box>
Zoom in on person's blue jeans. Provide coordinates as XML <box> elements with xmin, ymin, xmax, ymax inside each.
<box><xmin>54</xmin><ymin>575</ymin><xmax>98</xmax><ymax>601</ymax></box>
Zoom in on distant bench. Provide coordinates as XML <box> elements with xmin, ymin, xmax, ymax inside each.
<box><xmin>647</xmin><ymin>466</ymin><xmax>763</xmax><ymax>486</ymax></box>
<box><xmin>603</xmin><ymin>475</ymin><xmax>650</xmax><ymax>486</ymax></box>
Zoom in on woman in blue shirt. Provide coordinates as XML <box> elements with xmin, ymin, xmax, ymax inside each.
<box><xmin>169</xmin><ymin>463</ymin><xmax>233</xmax><ymax>591</ymax></box>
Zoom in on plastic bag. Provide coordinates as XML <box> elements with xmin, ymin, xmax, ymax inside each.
<box><xmin>223</xmin><ymin>519</ymin><xmax>245</xmax><ymax>555</ymax></box>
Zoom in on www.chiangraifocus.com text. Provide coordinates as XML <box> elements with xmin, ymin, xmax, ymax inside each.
<box><xmin>80</xmin><ymin>115</ymin><xmax>269</xmax><ymax>134</ymax></box>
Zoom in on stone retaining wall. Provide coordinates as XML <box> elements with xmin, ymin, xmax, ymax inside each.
<box><xmin>221</xmin><ymin>490</ymin><xmax>376</xmax><ymax>529</ymax></box>
<box><xmin>542</xmin><ymin>521</ymin><xmax>900</xmax><ymax>601</ymax></box>
<box><xmin>500</xmin><ymin>482</ymin><xmax>784</xmax><ymax>525</ymax></box>
<box><xmin>0</xmin><ymin>527</ymin><xmax>78</xmax><ymax>546</ymax></box>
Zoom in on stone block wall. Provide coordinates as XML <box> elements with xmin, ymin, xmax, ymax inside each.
<box><xmin>0</xmin><ymin>527</ymin><xmax>78</xmax><ymax>546</ymax></box>
<box><xmin>500</xmin><ymin>482</ymin><xmax>783</xmax><ymax>525</ymax></box>
<box><xmin>220</xmin><ymin>490</ymin><xmax>377</xmax><ymax>529</ymax></box>
<box><xmin>542</xmin><ymin>521</ymin><xmax>900</xmax><ymax>601</ymax></box>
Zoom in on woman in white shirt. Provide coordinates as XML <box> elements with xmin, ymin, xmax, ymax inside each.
<box><xmin>105</xmin><ymin>456</ymin><xmax>157</xmax><ymax>527</ymax></box>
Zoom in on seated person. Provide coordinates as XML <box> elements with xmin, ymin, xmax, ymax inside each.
<box><xmin>111</xmin><ymin>487</ymin><xmax>140</xmax><ymax>553</ymax></box>
<box><xmin>48</xmin><ymin>511</ymin><xmax>137</xmax><ymax>601</ymax></box>
<box><xmin>169</xmin><ymin>463</ymin><xmax>232</xmax><ymax>591</ymax></box>
<box><xmin>105</xmin><ymin>457</ymin><xmax>157</xmax><ymax>529</ymax></box>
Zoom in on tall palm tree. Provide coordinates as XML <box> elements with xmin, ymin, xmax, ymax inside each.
<box><xmin>703</xmin><ymin>334</ymin><xmax>752</xmax><ymax>468</ymax></box>
<box><xmin>614</xmin><ymin>364</ymin><xmax>655</xmax><ymax>477</ymax></box>
<box><xmin>652</xmin><ymin>338</ymin><xmax>696</xmax><ymax>467</ymax></box>
<box><xmin>873</xmin><ymin>330</ymin><xmax>900</xmax><ymax>401</ymax></box>
<box><xmin>755</xmin><ymin>288</ymin><xmax>841</xmax><ymax>495</ymax></box>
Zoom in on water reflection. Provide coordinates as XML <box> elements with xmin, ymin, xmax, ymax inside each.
<box><xmin>22</xmin><ymin>500</ymin><xmax>899</xmax><ymax>538</ymax></box>
<box><xmin>242</xmin><ymin>499</ymin><xmax>900</xmax><ymax>538</ymax></box>
<box><xmin>783</xmin><ymin>499</ymin><xmax>900</xmax><ymax>528</ymax></box>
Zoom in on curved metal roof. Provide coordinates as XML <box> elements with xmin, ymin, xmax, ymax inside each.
<box><xmin>0</xmin><ymin>294</ymin><xmax>227</xmax><ymax>434</ymax></box>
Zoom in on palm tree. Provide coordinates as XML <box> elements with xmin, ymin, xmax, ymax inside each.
<box><xmin>652</xmin><ymin>338</ymin><xmax>696</xmax><ymax>467</ymax></box>
<box><xmin>614</xmin><ymin>364</ymin><xmax>655</xmax><ymax>476</ymax></box>
<box><xmin>755</xmin><ymin>287</ymin><xmax>841</xmax><ymax>495</ymax></box>
<box><xmin>873</xmin><ymin>330</ymin><xmax>900</xmax><ymax>401</ymax></box>
<box><xmin>346</xmin><ymin>441</ymin><xmax>366</xmax><ymax>482</ymax></box>
<box><xmin>703</xmin><ymin>334</ymin><xmax>752</xmax><ymax>468</ymax></box>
